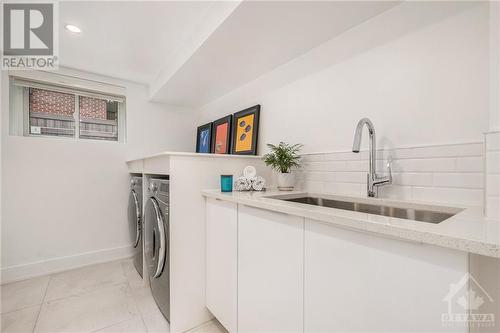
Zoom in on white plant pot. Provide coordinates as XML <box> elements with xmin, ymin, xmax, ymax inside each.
<box><xmin>277</xmin><ymin>172</ymin><xmax>295</xmax><ymax>191</ymax></box>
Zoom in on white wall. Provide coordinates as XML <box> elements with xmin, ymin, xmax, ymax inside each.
<box><xmin>199</xmin><ymin>2</ymin><xmax>489</xmax><ymax>154</ymax></box>
<box><xmin>490</xmin><ymin>1</ymin><xmax>500</xmax><ymax>132</ymax></box>
<box><xmin>0</xmin><ymin>68</ymin><xmax>198</xmax><ymax>282</ymax></box>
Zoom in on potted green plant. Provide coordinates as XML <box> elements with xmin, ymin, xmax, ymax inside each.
<box><xmin>264</xmin><ymin>142</ymin><xmax>303</xmax><ymax>191</ymax></box>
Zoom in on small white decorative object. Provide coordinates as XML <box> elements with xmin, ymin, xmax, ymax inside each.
<box><xmin>234</xmin><ymin>176</ymin><xmax>251</xmax><ymax>191</ymax></box>
<box><xmin>251</xmin><ymin>176</ymin><xmax>266</xmax><ymax>191</ymax></box>
<box><xmin>243</xmin><ymin>165</ymin><xmax>257</xmax><ymax>179</ymax></box>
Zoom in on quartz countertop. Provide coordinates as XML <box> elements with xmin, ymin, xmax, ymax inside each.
<box><xmin>202</xmin><ymin>189</ymin><xmax>500</xmax><ymax>258</ymax></box>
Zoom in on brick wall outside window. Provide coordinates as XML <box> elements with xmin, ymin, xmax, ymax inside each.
<box><xmin>29</xmin><ymin>89</ymin><xmax>108</xmax><ymax>120</ymax></box>
<box><xmin>29</xmin><ymin>89</ymin><xmax>75</xmax><ymax>116</ymax></box>
<box><xmin>79</xmin><ymin>96</ymin><xmax>107</xmax><ymax>120</ymax></box>
<box><xmin>27</xmin><ymin>87</ymin><xmax>119</xmax><ymax>140</ymax></box>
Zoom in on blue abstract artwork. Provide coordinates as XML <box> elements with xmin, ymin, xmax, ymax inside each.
<box><xmin>199</xmin><ymin>128</ymin><xmax>210</xmax><ymax>153</ymax></box>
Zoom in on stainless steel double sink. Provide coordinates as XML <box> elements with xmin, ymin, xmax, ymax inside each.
<box><xmin>269</xmin><ymin>195</ymin><xmax>463</xmax><ymax>224</ymax></box>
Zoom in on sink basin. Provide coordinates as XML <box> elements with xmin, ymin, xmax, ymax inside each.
<box><xmin>274</xmin><ymin>196</ymin><xmax>462</xmax><ymax>224</ymax></box>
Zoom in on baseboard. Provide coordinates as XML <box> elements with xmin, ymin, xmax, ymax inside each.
<box><xmin>1</xmin><ymin>245</ymin><xmax>134</xmax><ymax>284</ymax></box>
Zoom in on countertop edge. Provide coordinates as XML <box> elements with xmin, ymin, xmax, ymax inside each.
<box><xmin>201</xmin><ymin>190</ymin><xmax>500</xmax><ymax>259</ymax></box>
<box><xmin>126</xmin><ymin>151</ymin><xmax>264</xmax><ymax>163</ymax></box>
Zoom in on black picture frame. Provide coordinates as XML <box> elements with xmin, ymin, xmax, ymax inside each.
<box><xmin>231</xmin><ymin>105</ymin><xmax>260</xmax><ymax>155</ymax></box>
<box><xmin>196</xmin><ymin>122</ymin><xmax>213</xmax><ymax>153</ymax></box>
<box><xmin>211</xmin><ymin>115</ymin><xmax>232</xmax><ymax>154</ymax></box>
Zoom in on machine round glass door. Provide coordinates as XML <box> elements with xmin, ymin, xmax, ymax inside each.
<box><xmin>127</xmin><ymin>190</ymin><xmax>141</xmax><ymax>248</ymax></box>
<box><xmin>144</xmin><ymin>197</ymin><xmax>166</xmax><ymax>279</ymax></box>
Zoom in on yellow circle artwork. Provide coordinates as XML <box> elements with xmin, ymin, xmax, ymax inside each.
<box><xmin>235</xmin><ymin>114</ymin><xmax>254</xmax><ymax>152</ymax></box>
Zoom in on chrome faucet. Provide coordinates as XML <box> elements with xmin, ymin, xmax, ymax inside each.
<box><xmin>352</xmin><ymin>118</ymin><xmax>392</xmax><ymax>197</ymax></box>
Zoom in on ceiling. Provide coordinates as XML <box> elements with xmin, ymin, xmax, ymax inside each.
<box><xmin>59</xmin><ymin>1</ymin><xmax>232</xmax><ymax>84</ymax></box>
<box><xmin>149</xmin><ymin>1</ymin><xmax>399</xmax><ymax>106</ymax></box>
<box><xmin>59</xmin><ymin>1</ymin><xmax>399</xmax><ymax>106</ymax></box>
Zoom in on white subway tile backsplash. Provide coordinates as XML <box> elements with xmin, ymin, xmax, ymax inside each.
<box><xmin>485</xmin><ymin>132</ymin><xmax>500</xmax><ymax>218</ymax></box>
<box><xmin>394</xmin><ymin>158</ymin><xmax>456</xmax><ymax>173</ymax></box>
<box><xmin>455</xmin><ymin>156</ymin><xmax>484</xmax><ymax>172</ymax></box>
<box><xmin>409</xmin><ymin>143</ymin><xmax>483</xmax><ymax>159</ymax></box>
<box><xmin>304</xmin><ymin>161</ymin><xmax>348</xmax><ymax>172</ymax></box>
<box><xmin>301</xmin><ymin>154</ymin><xmax>325</xmax><ymax>162</ymax></box>
<box><xmin>486</xmin><ymin>132</ymin><xmax>500</xmax><ymax>151</ymax></box>
<box><xmin>487</xmin><ymin>175</ymin><xmax>500</xmax><ymax>196</ymax></box>
<box><xmin>344</xmin><ymin>160</ymin><xmax>369</xmax><ymax>172</ymax></box>
<box><xmin>299</xmin><ymin>142</ymin><xmax>485</xmax><ymax>207</ymax></box>
<box><xmin>324</xmin><ymin>161</ymin><xmax>351</xmax><ymax>172</ymax></box>
<box><xmin>486</xmin><ymin>196</ymin><xmax>500</xmax><ymax>218</ymax></box>
<box><xmin>323</xmin><ymin>182</ymin><xmax>364</xmax><ymax>196</ymax></box>
<box><xmin>411</xmin><ymin>187</ymin><xmax>483</xmax><ymax>206</ymax></box>
<box><xmin>378</xmin><ymin>148</ymin><xmax>414</xmax><ymax>160</ymax></box>
<box><xmin>374</xmin><ymin>143</ymin><xmax>482</xmax><ymax>160</ymax></box>
<box><xmin>392</xmin><ymin>173</ymin><xmax>433</xmax><ymax>187</ymax></box>
<box><xmin>486</xmin><ymin>152</ymin><xmax>500</xmax><ymax>174</ymax></box>
<box><xmin>333</xmin><ymin>172</ymin><xmax>366</xmax><ymax>184</ymax></box>
<box><xmin>323</xmin><ymin>151</ymin><xmax>369</xmax><ymax>161</ymax></box>
<box><xmin>378</xmin><ymin>185</ymin><xmax>413</xmax><ymax>200</ymax></box>
<box><xmin>303</xmin><ymin>181</ymin><xmax>324</xmax><ymax>193</ymax></box>
<box><xmin>432</xmin><ymin>173</ymin><xmax>484</xmax><ymax>189</ymax></box>
<box><xmin>304</xmin><ymin>172</ymin><xmax>325</xmax><ymax>182</ymax></box>
<box><xmin>305</xmin><ymin>172</ymin><xmax>336</xmax><ymax>182</ymax></box>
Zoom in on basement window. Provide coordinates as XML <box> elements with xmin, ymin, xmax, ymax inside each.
<box><xmin>9</xmin><ymin>75</ymin><xmax>126</xmax><ymax>142</ymax></box>
<box><xmin>78</xmin><ymin>96</ymin><xmax>119</xmax><ymax>141</ymax></box>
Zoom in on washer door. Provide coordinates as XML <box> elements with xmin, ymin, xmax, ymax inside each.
<box><xmin>127</xmin><ymin>190</ymin><xmax>141</xmax><ymax>248</ymax></box>
<box><xmin>145</xmin><ymin>197</ymin><xmax>166</xmax><ymax>279</ymax></box>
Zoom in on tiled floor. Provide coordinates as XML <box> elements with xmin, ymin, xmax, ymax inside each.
<box><xmin>0</xmin><ymin>259</ymin><xmax>227</xmax><ymax>333</ymax></box>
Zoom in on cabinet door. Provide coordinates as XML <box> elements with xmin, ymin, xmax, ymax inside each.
<box><xmin>238</xmin><ymin>205</ymin><xmax>304</xmax><ymax>333</ymax></box>
<box><xmin>206</xmin><ymin>198</ymin><xmax>238</xmax><ymax>332</ymax></box>
<box><xmin>304</xmin><ymin>219</ymin><xmax>468</xmax><ymax>333</ymax></box>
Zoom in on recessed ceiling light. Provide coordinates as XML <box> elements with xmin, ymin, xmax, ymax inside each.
<box><xmin>65</xmin><ymin>24</ymin><xmax>81</xmax><ymax>33</ymax></box>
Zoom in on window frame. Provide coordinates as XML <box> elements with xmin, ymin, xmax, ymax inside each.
<box><xmin>10</xmin><ymin>76</ymin><xmax>126</xmax><ymax>143</ymax></box>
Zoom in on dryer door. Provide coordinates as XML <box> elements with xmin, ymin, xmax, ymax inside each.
<box><xmin>128</xmin><ymin>190</ymin><xmax>141</xmax><ymax>248</ymax></box>
<box><xmin>145</xmin><ymin>197</ymin><xmax>166</xmax><ymax>279</ymax></box>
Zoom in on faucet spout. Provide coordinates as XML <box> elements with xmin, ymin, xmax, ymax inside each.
<box><xmin>351</xmin><ymin>118</ymin><xmax>391</xmax><ymax>197</ymax></box>
<box><xmin>352</xmin><ymin>118</ymin><xmax>376</xmax><ymax>177</ymax></box>
<box><xmin>352</xmin><ymin>118</ymin><xmax>374</xmax><ymax>153</ymax></box>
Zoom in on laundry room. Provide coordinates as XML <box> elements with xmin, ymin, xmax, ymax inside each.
<box><xmin>1</xmin><ymin>1</ymin><xmax>500</xmax><ymax>333</ymax></box>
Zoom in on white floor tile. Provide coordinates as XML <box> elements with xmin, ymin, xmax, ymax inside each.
<box><xmin>130</xmin><ymin>286</ymin><xmax>159</xmax><ymax>316</ymax></box>
<box><xmin>35</xmin><ymin>283</ymin><xmax>138</xmax><ymax>333</ymax></box>
<box><xmin>45</xmin><ymin>261</ymin><xmax>127</xmax><ymax>301</ymax></box>
<box><xmin>92</xmin><ymin>316</ymin><xmax>147</xmax><ymax>333</ymax></box>
<box><xmin>1</xmin><ymin>275</ymin><xmax>50</xmax><ymax>314</ymax></box>
<box><xmin>121</xmin><ymin>259</ymin><xmax>145</xmax><ymax>290</ymax></box>
<box><xmin>186</xmin><ymin>320</ymin><xmax>228</xmax><ymax>333</ymax></box>
<box><xmin>141</xmin><ymin>307</ymin><xmax>170</xmax><ymax>333</ymax></box>
<box><xmin>0</xmin><ymin>305</ymin><xmax>40</xmax><ymax>333</ymax></box>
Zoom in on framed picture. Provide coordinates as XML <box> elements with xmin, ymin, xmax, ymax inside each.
<box><xmin>196</xmin><ymin>123</ymin><xmax>213</xmax><ymax>153</ymax></box>
<box><xmin>231</xmin><ymin>105</ymin><xmax>260</xmax><ymax>155</ymax></box>
<box><xmin>211</xmin><ymin>115</ymin><xmax>232</xmax><ymax>154</ymax></box>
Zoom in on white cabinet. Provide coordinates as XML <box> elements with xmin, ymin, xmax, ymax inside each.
<box><xmin>205</xmin><ymin>198</ymin><xmax>238</xmax><ymax>332</ymax></box>
<box><xmin>304</xmin><ymin>219</ymin><xmax>468</xmax><ymax>333</ymax></box>
<box><xmin>238</xmin><ymin>205</ymin><xmax>304</xmax><ymax>333</ymax></box>
<box><xmin>205</xmin><ymin>201</ymin><xmax>471</xmax><ymax>333</ymax></box>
